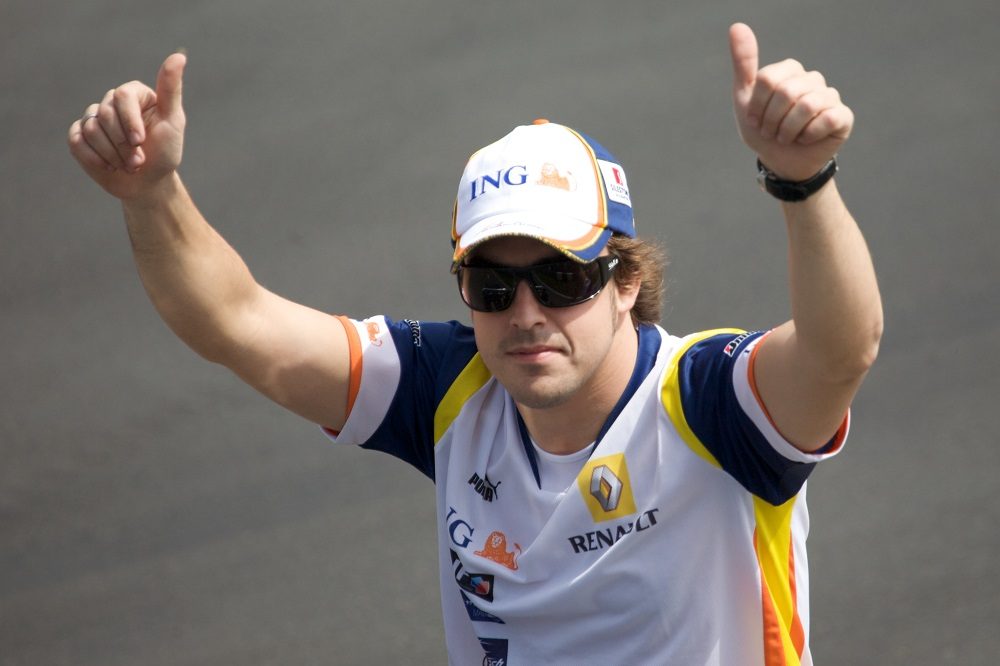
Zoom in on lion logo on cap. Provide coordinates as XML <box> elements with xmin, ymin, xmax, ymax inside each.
<box><xmin>537</xmin><ymin>163</ymin><xmax>575</xmax><ymax>191</ymax></box>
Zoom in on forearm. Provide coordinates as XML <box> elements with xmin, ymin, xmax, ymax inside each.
<box><xmin>781</xmin><ymin>179</ymin><xmax>883</xmax><ymax>380</ymax></box>
<box><xmin>122</xmin><ymin>172</ymin><xmax>262</xmax><ymax>364</ymax></box>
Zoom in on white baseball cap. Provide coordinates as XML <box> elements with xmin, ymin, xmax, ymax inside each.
<box><xmin>450</xmin><ymin>119</ymin><xmax>636</xmax><ymax>271</ymax></box>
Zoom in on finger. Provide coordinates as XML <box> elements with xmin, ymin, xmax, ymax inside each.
<box><xmin>112</xmin><ymin>80</ymin><xmax>157</xmax><ymax>147</ymax></box>
<box><xmin>96</xmin><ymin>88</ymin><xmax>138</xmax><ymax>167</ymax></box>
<box><xmin>774</xmin><ymin>86</ymin><xmax>838</xmax><ymax>144</ymax></box>
<box><xmin>79</xmin><ymin>103</ymin><xmax>127</xmax><ymax>169</ymax></box>
<box><xmin>68</xmin><ymin>118</ymin><xmax>116</xmax><ymax>173</ymax></box>
<box><xmin>759</xmin><ymin>70</ymin><xmax>827</xmax><ymax>140</ymax></box>
<box><xmin>97</xmin><ymin>88</ymin><xmax>129</xmax><ymax>146</ymax></box>
<box><xmin>155</xmin><ymin>52</ymin><xmax>187</xmax><ymax>121</ymax></box>
<box><xmin>796</xmin><ymin>104</ymin><xmax>854</xmax><ymax>145</ymax></box>
<box><xmin>729</xmin><ymin>23</ymin><xmax>758</xmax><ymax>106</ymax></box>
<box><xmin>746</xmin><ymin>58</ymin><xmax>806</xmax><ymax>132</ymax></box>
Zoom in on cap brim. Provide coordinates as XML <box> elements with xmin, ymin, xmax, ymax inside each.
<box><xmin>451</xmin><ymin>213</ymin><xmax>611</xmax><ymax>271</ymax></box>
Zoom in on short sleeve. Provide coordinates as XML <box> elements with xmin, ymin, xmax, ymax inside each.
<box><xmin>322</xmin><ymin>316</ymin><xmax>478</xmax><ymax>480</ymax></box>
<box><xmin>676</xmin><ymin>330</ymin><xmax>848</xmax><ymax>505</ymax></box>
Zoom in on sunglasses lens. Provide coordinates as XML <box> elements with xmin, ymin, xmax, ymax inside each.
<box><xmin>458</xmin><ymin>256</ymin><xmax>614</xmax><ymax>312</ymax></box>
<box><xmin>531</xmin><ymin>262</ymin><xmax>601</xmax><ymax>307</ymax></box>
<box><xmin>458</xmin><ymin>267</ymin><xmax>515</xmax><ymax>312</ymax></box>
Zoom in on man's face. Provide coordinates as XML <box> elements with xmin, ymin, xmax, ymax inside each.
<box><xmin>468</xmin><ymin>236</ymin><xmax>637</xmax><ymax>410</ymax></box>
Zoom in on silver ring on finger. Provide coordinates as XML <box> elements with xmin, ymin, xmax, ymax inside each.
<box><xmin>82</xmin><ymin>113</ymin><xmax>99</xmax><ymax>125</ymax></box>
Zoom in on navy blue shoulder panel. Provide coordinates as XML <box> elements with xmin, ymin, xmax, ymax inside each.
<box><xmin>360</xmin><ymin>318</ymin><xmax>478</xmax><ymax>481</ymax></box>
<box><xmin>677</xmin><ymin>331</ymin><xmax>814</xmax><ymax>505</ymax></box>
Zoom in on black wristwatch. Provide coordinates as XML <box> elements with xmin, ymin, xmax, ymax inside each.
<box><xmin>756</xmin><ymin>157</ymin><xmax>838</xmax><ymax>202</ymax></box>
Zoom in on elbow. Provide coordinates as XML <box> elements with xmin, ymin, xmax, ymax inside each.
<box><xmin>802</xmin><ymin>314</ymin><xmax>883</xmax><ymax>385</ymax></box>
<box><xmin>860</xmin><ymin>307</ymin><xmax>885</xmax><ymax>370</ymax></box>
<box><xmin>830</xmin><ymin>316</ymin><xmax>884</xmax><ymax>382</ymax></box>
<box><xmin>854</xmin><ymin>334</ymin><xmax>881</xmax><ymax>377</ymax></box>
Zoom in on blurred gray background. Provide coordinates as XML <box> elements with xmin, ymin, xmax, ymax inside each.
<box><xmin>2</xmin><ymin>0</ymin><xmax>997</xmax><ymax>663</ymax></box>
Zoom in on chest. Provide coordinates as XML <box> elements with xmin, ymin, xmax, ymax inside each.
<box><xmin>434</xmin><ymin>379</ymin><xmax>756</xmax><ymax>614</ymax></box>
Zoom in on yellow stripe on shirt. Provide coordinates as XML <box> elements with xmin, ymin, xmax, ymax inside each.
<box><xmin>434</xmin><ymin>353</ymin><xmax>492</xmax><ymax>444</ymax></box>
<box><xmin>659</xmin><ymin>328</ymin><xmax>743</xmax><ymax>469</ymax></box>
<box><xmin>754</xmin><ymin>495</ymin><xmax>805</xmax><ymax>665</ymax></box>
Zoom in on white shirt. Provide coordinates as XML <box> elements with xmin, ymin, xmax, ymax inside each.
<box><xmin>326</xmin><ymin>318</ymin><xmax>847</xmax><ymax>665</ymax></box>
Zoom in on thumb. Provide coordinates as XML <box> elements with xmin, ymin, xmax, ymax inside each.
<box><xmin>728</xmin><ymin>23</ymin><xmax>758</xmax><ymax>104</ymax></box>
<box><xmin>155</xmin><ymin>52</ymin><xmax>187</xmax><ymax>119</ymax></box>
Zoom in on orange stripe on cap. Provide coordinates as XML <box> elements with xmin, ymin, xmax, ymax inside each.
<box><xmin>553</xmin><ymin>223</ymin><xmax>608</xmax><ymax>252</ymax></box>
<box><xmin>564</xmin><ymin>126</ymin><xmax>607</xmax><ymax>233</ymax></box>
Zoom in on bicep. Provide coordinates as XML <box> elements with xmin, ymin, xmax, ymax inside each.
<box><xmin>752</xmin><ymin>321</ymin><xmax>862</xmax><ymax>452</ymax></box>
<box><xmin>224</xmin><ymin>286</ymin><xmax>353</xmax><ymax>430</ymax></box>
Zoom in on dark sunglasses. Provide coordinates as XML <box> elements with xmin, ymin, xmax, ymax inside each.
<box><xmin>456</xmin><ymin>255</ymin><xmax>620</xmax><ymax>312</ymax></box>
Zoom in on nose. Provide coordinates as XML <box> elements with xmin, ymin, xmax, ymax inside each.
<box><xmin>507</xmin><ymin>279</ymin><xmax>546</xmax><ymax>330</ymax></box>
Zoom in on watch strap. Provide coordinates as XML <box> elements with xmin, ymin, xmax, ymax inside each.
<box><xmin>757</xmin><ymin>157</ymin><xmax>838</xmax><ymax>202</ymax></box>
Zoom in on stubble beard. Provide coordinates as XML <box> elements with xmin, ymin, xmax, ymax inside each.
<box><xmin>498</xmin><ymin>288</ymin><xmax>622</xmax><ymax>411</ymax></box>
<box><xmin>504</xmin><ymin>368</ymin><xmax>585</xmax><ymax>410</ymax></box>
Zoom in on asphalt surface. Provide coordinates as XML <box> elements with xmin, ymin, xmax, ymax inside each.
<box><xmin>2</xmin><ymin>0</ymin><xmax>998</xmax><ymax>664</ymax></box>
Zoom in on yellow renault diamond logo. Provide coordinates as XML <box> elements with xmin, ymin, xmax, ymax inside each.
<box><xmin>591</xmin><ymin>465</ymin><xmax>622</xmax><ymax>511</ymax></box>
<box><xmin>577</xmin><ymin>454</ymin><xmax>636</xmax><ymax>522</ymax></box>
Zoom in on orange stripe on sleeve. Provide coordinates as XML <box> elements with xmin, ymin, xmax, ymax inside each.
<box><xmin>746</xmin><ymin>331</ymin><xmax>780</xmax><ymax>432</ymax></box>
<box><xmin>747</xmin><ymin>331</ymin><xmax>849</xmax><ymax>452</ymax></box>
<box><xmin>335</xmin><ymin>315</ymin><xmax>363</xmax><ymax>420</ymax></box>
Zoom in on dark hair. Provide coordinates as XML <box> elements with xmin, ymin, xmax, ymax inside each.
<box><xmin>607</xmin><ymin>234</ymin><xmax>666</xmax><ymax>326</ymax></box>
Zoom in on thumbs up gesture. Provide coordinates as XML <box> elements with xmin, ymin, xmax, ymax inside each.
<box><xmin>729</xmin><ymin>23</ymin><xmax>853</xmax><ymax>182</ymax></box>
<box><xmin>68</xmin><ymin>53</ymin><xmax>187</xmax><ymax>201</ymax></box>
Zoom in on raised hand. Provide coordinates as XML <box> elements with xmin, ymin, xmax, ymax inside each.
<box><xmin>67</xmin><ymin>53</ymin><xmax>187</xmax><ymax>200</ymax></box>
<box><xmin>729</xmin><ymin>23</ymin><xmax>853</xmax><ymax>182</ymax></box>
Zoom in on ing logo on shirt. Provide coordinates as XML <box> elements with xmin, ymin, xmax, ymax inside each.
<box><xmin>577</xmin><ymin>454</ymin><xmax>637</xmax><ymax>523</ymax></box>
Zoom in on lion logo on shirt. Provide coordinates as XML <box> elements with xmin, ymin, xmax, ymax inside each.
<box><xmin>475</xmin><ymin>531</ymin><xmax>522</xmax><ymax>570</ymax></box>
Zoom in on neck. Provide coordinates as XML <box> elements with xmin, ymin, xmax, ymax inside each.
<box><xmin>520</xmin><ymin>323</ymin><xmax>639</xmax><ymax>455</ymax></box>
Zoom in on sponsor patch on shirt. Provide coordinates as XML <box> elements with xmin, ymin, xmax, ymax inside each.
<box><xmin>468</xmin><ymin>472</ymin><xmax>501</xmax><ymax>502</ymax></box>
<box><xmin>461</xmin><ymin>592</ymin><xmax>505</xmax><ymax>624</ymax></box>
<box><xmin>723</xmin><ymin>331</ymin><xmax>758</xmax><ymax>357</ymax></box>
<box><xmin>479</xmin><ymin>637</ymin><xmax>509</xmax><ymax>666</ymax></box>
<box><xmin>451</xmin><ymin>549</ymin><xmax>494</xmax><ymax>602</ymax></box>
<box><xmin>577</xmin><ymin>453</ymin><xmax>637</xmax><ymax>523</ymax></box>
<box><xmin>474</xmin><ymin>531</ymin><xmax>521</xmax><ymax>570</ymax></box>
<box><xmin>402</xmin><ymin>319</ymin><xmax>422</xmax><ymax>347</ymax></box>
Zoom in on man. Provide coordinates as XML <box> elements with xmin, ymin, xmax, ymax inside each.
<box><xmin>68</xmin><ymin>23</ymin><xmax>882</xmax><ymax>665</ymax></box>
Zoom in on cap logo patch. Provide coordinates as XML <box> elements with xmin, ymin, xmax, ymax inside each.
<box><xmin>469</xmin><ymin>165</ymin><xmax>529</xmax><ymax>201</ymax></box>
<box><xmin>597</xmin><ymin>160</ymin><xmax>631</xmax><ymax>207</ymax></box>
<box><xmin>536</xmin><ymin>163</ymin><xmax>576</xmax><ymax>191</ymax></box>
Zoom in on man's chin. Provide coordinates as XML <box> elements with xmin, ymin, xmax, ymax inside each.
<box><xmin>505</xmin><ymin>379</ymin><xmax>578</xmax><ymax>410</ymax></box>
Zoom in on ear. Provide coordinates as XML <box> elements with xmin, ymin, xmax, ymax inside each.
<box><xmin>612</xmin><ymin>274</ymin><xmax>641</xmax><ymax>319</ymax></box>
